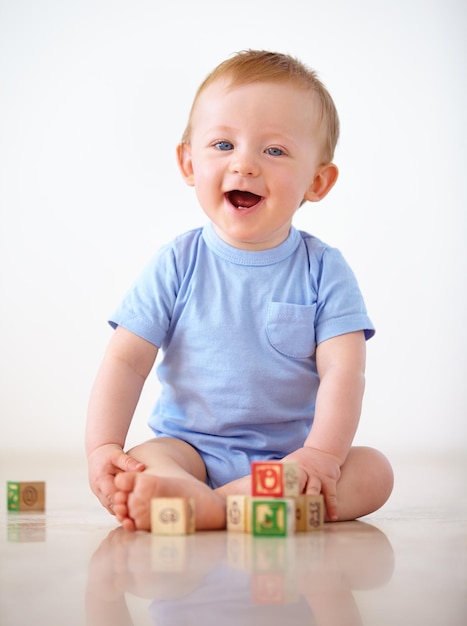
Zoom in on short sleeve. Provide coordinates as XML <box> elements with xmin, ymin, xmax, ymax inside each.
<box><xmin>313</xmin><ymin>246</ymin><xmax>375</xmax><ymax>344</ymax></box>
<box><xmin>109</xmin><ymin>244</ymin><xmax>179</xmax><ymax>348</ymax></box>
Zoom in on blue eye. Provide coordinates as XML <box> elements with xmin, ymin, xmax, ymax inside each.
<box><xmin>266</xmin><ymin>147</ymin><xmax>284</xmax><ymax>156</ymax></box>
<box><xmin>215</xmin><ymin>141</ymin><xmax>234</xmax><ymax>151</ymax></box>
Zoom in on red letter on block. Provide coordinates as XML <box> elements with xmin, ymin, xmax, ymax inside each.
<box><xmin>252</xmin><ymin>462</ymin><xmax>283</xmax><ymax>497</ymax></box>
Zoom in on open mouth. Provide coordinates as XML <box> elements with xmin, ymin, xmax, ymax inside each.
<box><xmin>227</xmin><ymin>190</ymin><xmax>263</xmax><ymax>210</ymax></box>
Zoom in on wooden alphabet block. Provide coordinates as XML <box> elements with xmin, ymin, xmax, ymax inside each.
<box><xmin>150</xmin><ymin>497</ymin><xmax>195</xmax><ymax>535</ymax></box>
<box><xmin>251</xmin><ymin>461</ymin><xmax>299</xmax><ymax>498</ymax></box>
<box><xmin>7</xmin><ymin>482</ymin><xmax>45</xmax><ymax>512</ymax></box>
<box><xmin>295</xmin><ymin>496</ymin><xmax>307</xmax><ymax>532</ymax></box>
<box><xmin>227</xmin><ymin>494</ymin><xmax>251</xmax><ymax>532</ymax></box>
<box><xmin>304</xmin><ymin>494</ymin><xmax>324</xmax><ymax>531</ymax></box>
<box><xmin>251</xmin><ymin>498</ymin><xmax>295</xmax><ymax>537</ymax></box>
<box><xmin>295</xmin><ymin>495</ymin><xmax>324</xmax><ymax>531</ymax></box>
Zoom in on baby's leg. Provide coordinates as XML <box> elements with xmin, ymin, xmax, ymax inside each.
<box><xmin>215</xmin><ymin>474</ymin><xmax>251</xmax><ymax>499</ymax></box>
<box><xmin>215</xmin><ymin>446</ymin><xmax>393</xmax><ymax>522</ymax></box>
<box><xmin>333</xmin><ymin>446</ymin><xmax>393</xmax><ymax>521</ymax></box>
<box><xmin>113</xmin><ymin>438</ymin><xmax>226</xmax><ymax>531</ymax></box>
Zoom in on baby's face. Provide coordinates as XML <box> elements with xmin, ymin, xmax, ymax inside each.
<box><xmin>178</xmin><ymin>78</ymin><xmax>327</xmax><ymax>251</ymax></box>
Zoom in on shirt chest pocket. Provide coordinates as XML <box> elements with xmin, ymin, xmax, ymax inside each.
<box><xmin>266</xmin><ymin>302</ymin><xmax>317</xmax><ymax>359</ymax></box>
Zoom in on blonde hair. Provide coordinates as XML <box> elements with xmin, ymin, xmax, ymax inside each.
<box><xmin>181</xmin><ymin>49</ymin><xmax>340</xmax><ymax>163</ymax></box>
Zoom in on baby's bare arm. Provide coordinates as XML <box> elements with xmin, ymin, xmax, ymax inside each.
<box><xmin>86</xmin><ymin>326</ymin><xmax>158</xmax><ymax>511</ymax></box>
<box><xmin>308</xmin><ymin>331</ymin><xmax>366</xmax><ymax>462</ymax></box>
<box><xmin>285</xmin><ymin>331</ymin><xmax>366</xmax><ymax>520</ymax></box>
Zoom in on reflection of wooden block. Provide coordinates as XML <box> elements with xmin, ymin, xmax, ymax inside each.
<box><xmin>252</xmin><ymin>535</ymin><xmax>292</xmax><ymax>571</ymax></box>
<box><xmin>150</xmin><ymin>497</ymin><xmax>195</xmax><ymax>535</ymax></box>
<box><xmin>151</xmin><ymin>536</ymin><xmax>188</xmax><ymax>572</ymax></box>
<box><xmin>226</xmin><ymin>533</ymin><xmax>252</xmax><ymax>570</ymax></box>
<box><xmin>304</xmin><ymin>495</ymin><xmax>324</xmax><ymax>530</ymax></box>
<box><xmin>7</xmin><ymin>482</ymin><xmax>45</xmax><ymax>511</ymax></box>
<box><xmin>252</xmin><ymin>572</ymin><xmax>286</xmax><ymax>604</ymax></box>
<box><xmin>252</xmin><ymin>571</ymin><xmax>300</xmax><ymax>605</ymax></box>
<box><xmin>251</xmin><ymin>499</ymin><xmax>295</xmax><ymax>536</ymax></box>
<box><xmin>7</xmin><ymin>520</ymin><xmax>46</xmax><ymax>542</ymax></box>
<box><xmin>251</xmin><ymin>537</ymin><xmax>300</xmax><ymax>604</ymax></box>
<box><xmin>227</xmin><ymin>495</ymin><xmax>251</xmax><ymax>532</ymax></box>
<box><xmin>251</xmin><ymin>462</ymin><xmax>299</xmax><ymax>498</ymax></box>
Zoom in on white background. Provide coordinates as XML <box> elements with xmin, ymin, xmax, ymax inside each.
<box><xmin>1</xmin><ymin>0</ymin><xmax>466</xmax><ymax>457</ymax></box>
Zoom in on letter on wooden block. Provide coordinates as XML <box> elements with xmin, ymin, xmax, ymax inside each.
<box><xmin>251</xmin><ymin>462</ymin><xmax>299</xmax><ymax>498</ymax></box>
<box><xmin>227</xmin><ymin>495</ymin><xmax>251</xmax><ymax>532</ymax></box>
<box><xmin>251</xmin><ymin>499</ymin><xmax>295</xmax><ymax>536</ymax></box>
<box><xmin>150</xmin><ymin>497</ymin><xmax>195</xmax><ymax>535</ymax></box>
<box><xmin>7</xmin><ymin>482</ymin><xmax>46</xmax><ymax>512</ymax></box>
<box><xmin>305</xmin><ymin>495</ymin><xmax>324</xmax><ymax>530</ymax></box>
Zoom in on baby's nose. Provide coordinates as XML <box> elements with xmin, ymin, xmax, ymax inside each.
<box><xmin>229</xmin><ymin>151</ymin><xmax>259</xmax><ymax>177</ymax></box>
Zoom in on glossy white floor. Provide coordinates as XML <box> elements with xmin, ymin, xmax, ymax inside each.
<box><xmin>1</xmin><ymin>451</ymin><xmax>466</xmax><ymax>626</ymax></box>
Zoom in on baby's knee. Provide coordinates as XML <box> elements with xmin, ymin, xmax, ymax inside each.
<box><xmin>349</xmin><ymin>446</ymin><xmax>394</xmax><ymax>500</ymax></box>
<box><xmin>363</xmin><ymin>447</ymin><xmax>394</xmax><ymax>503</ymax></box>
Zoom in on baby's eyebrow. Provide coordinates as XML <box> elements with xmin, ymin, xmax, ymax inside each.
<box><xmin>204</xmin><ymin>124</ymin><xmax>238</xmax><ymax>133</ymax></box>
<box><xmin>198</xmin><ymin>127</ymin><xmax>235</xmax><ymax>143</ymax></box>
<box><xmin>203</xmin><ymin>126</ymin><xmax>293</xmax><ymax>142</ymax></box>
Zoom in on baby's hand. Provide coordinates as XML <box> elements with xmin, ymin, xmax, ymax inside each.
<box><xmin>87</xmin><ymin>444</ymin><xmax>145</xmax><ymax>514</ymax></box>
<box><xmin>283</xmin><ymin>447</ymin><xmax>341</xmax><ymax>521</ymax></box>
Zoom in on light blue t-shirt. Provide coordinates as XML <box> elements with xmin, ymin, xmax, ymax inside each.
<box><xmin>110</xmin><ymin>223</ymin><xmax>374</xmax><ymax>488</ymax></box>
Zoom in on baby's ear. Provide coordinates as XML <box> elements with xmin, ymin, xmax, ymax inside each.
<box><xmin>304</xmin><ymin>163</ymin><xmax>339</xmax><ymax>202</ymax></box>
<box><xmin>176</xmin><ymin>143</ymin><xmax>195</xmax><ymax>186</ymax></box>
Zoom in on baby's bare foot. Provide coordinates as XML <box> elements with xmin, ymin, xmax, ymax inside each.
<box><xmin>113</xmin><ymin>486</ymin><xmax>135</xmax><ymax>531</ymax></box>
<box><xmin>114</xmin><ymin>472</ymin><xmax>226</xmax><ymax>532</ymax></box>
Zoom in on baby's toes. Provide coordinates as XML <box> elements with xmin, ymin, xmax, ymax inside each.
<box><xmin>112</xmin><ymin>502</ymin><xmax>128</xmax><ymax>523</ymax></box>
<box><xmin>114</xmin><ymin>471</ymin><xmax>138</xmax><ymax>492</ymax></box>
<box><xmin>114</xmin><ymin>490</ymin><xmax>128</xmax><ymax>505</ymax></box>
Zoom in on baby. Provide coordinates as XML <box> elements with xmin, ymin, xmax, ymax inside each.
<box><xmin>86</xmin><ymin>50</ymin><xmax>393</xmax><ymax>531</ymax></box>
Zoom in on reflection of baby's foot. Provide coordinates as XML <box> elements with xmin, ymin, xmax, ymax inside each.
<box><xmin>113</xmin><ymin>472</ymin><xmax>226</xmax><ymax>532</ymax></box>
